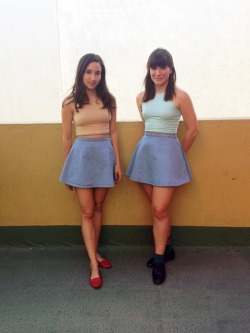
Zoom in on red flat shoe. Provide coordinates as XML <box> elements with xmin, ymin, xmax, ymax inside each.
<box><xmin>89</xmin><ymin>276</ymin><xmax>102</xmax><ymax>289</ymax></box>
<box><xmin>98</xmin><ymin>259</ymin><xmax>112</xmax><ymax>269</ymax></box>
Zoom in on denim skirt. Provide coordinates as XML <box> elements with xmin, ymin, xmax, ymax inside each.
<box><xmin>59</xmin><ymin>137</ymin><xmax>116</xmax><ymax>188</ymax></box>
<box><xmin>126</xmin><ymin>132</ymin><xmax>192</xmax><ymax>186</ymax></box>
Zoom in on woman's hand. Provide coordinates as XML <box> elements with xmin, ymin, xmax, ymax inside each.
<box><xmin>114</xmin><ymin>164</ymin><xmax>123</xmax><ymax>184</ymax></box>
<box><xmin>65</xmin><ymin>184</ymin><xmax>74</xmax><ymax>191</ymax></box>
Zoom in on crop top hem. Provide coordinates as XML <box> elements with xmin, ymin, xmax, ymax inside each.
<box><xmin>144</xmin><ymin>130</ymin><xmax>177</xmax><ymax>135</ymax></box>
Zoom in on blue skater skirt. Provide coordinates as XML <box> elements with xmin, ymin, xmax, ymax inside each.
<box><xmin>126</xmin><ymin>132</ymin><xmax>192</xmax><ymax>186</ymax></box>
<box><xmin>59</xmin><ymin>137</ymin><xmax>116</xmax><ymax>188</ymax></box>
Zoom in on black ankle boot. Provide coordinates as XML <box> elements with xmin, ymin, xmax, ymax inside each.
<box><xmin>146</xmin><ymin>248</ymin><xmax>175</xmax><ymax>268</ymax></box>
<box><xmin>152</xmin><ymin>263</ymin><xmax>166</xmax><ymax>285</ymax></box>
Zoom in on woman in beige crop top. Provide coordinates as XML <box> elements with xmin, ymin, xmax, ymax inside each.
<box><xmin>60</xmin><ymin>53</ymin><xmax>122</xmax><ymax>289</ymax></box>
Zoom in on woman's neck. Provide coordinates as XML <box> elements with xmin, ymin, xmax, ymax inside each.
<box><xmin>155</xmin><ymin>83</ymin><xmax>168</xmax><ymax>94</ymax></box>
<box><xmin>86</xmin><ymin>89</ymin><xmax>98</xmax><ymax>103</ymax></box>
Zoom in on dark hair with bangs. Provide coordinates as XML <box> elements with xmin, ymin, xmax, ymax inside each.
<box><xmin>143</xmin><ymin>48</ymin><xmax>176</xmax><ymax>102</ymax></box>
<box><xmin>64</xmin><ymin>53</ymin><xmax>115</xmax><ymax>113</ymax></box>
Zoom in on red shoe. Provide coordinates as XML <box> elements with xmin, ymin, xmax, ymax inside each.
<box><xmin>98</xmin><ymin>259</ymin><xmax>112</xmax><ymax>269</ymax></box>
<box><xmin>89</xmin><ymin>276</ymin><xmax>102</xmax><ymax>289</ymax></box>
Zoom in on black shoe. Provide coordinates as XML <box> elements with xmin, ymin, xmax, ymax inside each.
<box><xmin>152</xmin><ymin>263</ymin><xmax>166</xmax><ymax>285</ymax></box>
<box><xmin>146</xmin><ymin>248</ymin><xmax>175</xmax><ymax>268</ymax></box>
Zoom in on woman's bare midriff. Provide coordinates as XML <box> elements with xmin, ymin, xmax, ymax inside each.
<box><xmin>77</xmin><ymin>134</ymin><xmax>110</xmax><ymax>138</ymax></box>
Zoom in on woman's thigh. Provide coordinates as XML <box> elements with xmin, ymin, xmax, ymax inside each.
<box><xmin>142</xmin><ymin>183</ymin><xmax>153</xmax><ymax>201</ymax></box>
<box><xmin>75</xmin><ymin>188</ymin><xmax>94</xmax><ymax>213</ymax></box>
<box><xmin>94</xmin><ymin>188</ymin><xmax>109</xmax><ymax>206</ymax></box>
<box><xmin>151</xmin><ymin>186</ymin><xmax>175</xmax><ymax>212</ymax></box>
<box><xmin>75</xmin><ymin>187</ymin><xmax>109</xmax><ymax>212</ymax></box>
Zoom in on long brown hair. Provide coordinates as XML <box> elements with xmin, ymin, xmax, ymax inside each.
<box><xmin>143</xmin><ymin>48</ymin><xmax>176</xmax><ymax>102</ymax></box>
<box><xmin>64</xmin><ymin>53</ymin><xmax>115</xmax><ymax>112</ymax></box>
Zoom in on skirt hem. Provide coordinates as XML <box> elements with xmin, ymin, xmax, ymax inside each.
<box><xmin>126</xmin><ymin>175</ymin><xmax>191</xmax><ymax>187</ymax></box>
<box><xmin>59</xmin><ymin>180</ymin><xmax>114</xmax><ymax>189</ymax></box>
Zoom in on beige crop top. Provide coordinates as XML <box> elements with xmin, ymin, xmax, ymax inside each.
<box><xmin>73</xmin><ymin>103</ymin><xmax>111</xmax><ymax>136</ymax></box>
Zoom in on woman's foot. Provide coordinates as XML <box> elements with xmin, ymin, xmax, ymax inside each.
<box><xmin>96</xmin><ymin>254</ymin><xmax>112</xmax><ymax>269</ymax></box>
<box><xmin>152</xmin><ymin>263</ymin><xmax>166</xmax><ymax>285</ymax></box>
<box><xmin>89</xmin><ymin>265</ymin><xmax>102</xmax><ymax>289</ymax></box>
<box><xmin>146</xmin><ymin>247</ymin><xmax>175</xmax><ymax>268</ymax></box>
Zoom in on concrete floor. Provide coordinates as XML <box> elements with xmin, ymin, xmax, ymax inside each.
<box><xmin>0</xmin><ymin>245</ymin><xmax>249</xmax><ymax>333</ymax></box>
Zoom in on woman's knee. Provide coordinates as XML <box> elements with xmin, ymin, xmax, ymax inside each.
<box><xmin>81</xmin><ymin>208</ymin><xmax>95</xmax><ymax>221</ymax></box>
<box><xmin>152</xmin><ymin>205</ymin><xmax>169</xmax><ymax>220</ymax></box>
<box><xmin>80</xmin><ymin>201</ymin><xmax>104</xmax><ymax>219</ymax></box>
<box><xmin>94</xmin><ymin>200</ymin><xmax>105</xmax><ymax>213</ymax></box>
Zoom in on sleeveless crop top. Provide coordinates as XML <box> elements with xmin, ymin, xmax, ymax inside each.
<box><xmin>73</xmin><ymin>104</ymin><xmax>111</xmax><ymax>136</ymax></box>
<box><xmin>142</xmin><ymin>93</ymin><xmax>181</xmax><ymax>134</ymax></box>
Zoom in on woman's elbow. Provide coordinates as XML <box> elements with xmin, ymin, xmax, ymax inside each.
<box><xmin>191</xmin><ymin>123</ymin><xmax>199</xmax><ymax>138</ymax></box>
<box><xmin>194</xmin><ymin>126</ymin><xmax>199</xmax><ymax>137</ymax></box>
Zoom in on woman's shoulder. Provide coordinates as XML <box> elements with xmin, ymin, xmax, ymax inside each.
<box><xmin>135</xmin><ymin>91</ymin><xmax>145</xmax><ymax>113</ymax></box>
<box><xmin>136</xmin><ymin>91</ymin><xmax>145</xmax><ymax>103</ymax></box>
<box><xmin>175</xmin><ymin>86</ymin><xmax>191</xmax><ymax>101</ymax></box>
<box><xmin>105</xmin><ymin>93</ymin><xmax>116</xmax><ymax>112</ymax></box>
<box><xmin>174</xmin><ymin>86</ymin><xmax>194</xmax><ymax>112</ymax></box>
<box><xmin>62</xmin><ymin>97</ymin><xmax>75</xmax><ymax>115</ymax></box>
<box><xmin>109</xmin><ymin>92</ymin><xmax>116</xmax><ymax>101</ymax></box>
<box><xmin>109</xmin><ymin>93</ymin><xmax>116</xmax><ymax>107</ymax></box>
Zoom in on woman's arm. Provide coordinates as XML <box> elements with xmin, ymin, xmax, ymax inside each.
<box><xmin>61</xmin><ymin>101</ymin><xmax>74</xmax><ymax>190</ymax></box>
<box><xmin>136</xmin><ymin>92</ymin><xmax>144</xmax><ymax>121</ymax></box>
<box><xmin>175</xmin><ymin>88</ymin><xmax>199</xmax><ymax>153</ymax></box>
<box><xmin>109</xmin><ymin>105</ymin><xmax>122</xmax><ymax>184</ymax></box>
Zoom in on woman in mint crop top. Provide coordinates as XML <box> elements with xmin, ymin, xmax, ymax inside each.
<box><xmin>59</xmin><ymin>54</ymin><xmax>122</xmax><ymax>289</ymax></box>
<box><xmin>126</xmin><ymin>48</ymin><xmax>199</xmax><ymax>285</ymax></box>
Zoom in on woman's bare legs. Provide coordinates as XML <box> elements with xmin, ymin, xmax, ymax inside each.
<box><xmin>143</xmin><ymin>184</ymin><xmax>175</xmax><ymax>255</ymax></box>
<box><xmin>75</xmin><ymin>187</ymin><xmax>108</xmax><ymax>280</ymax></box>
<box><xmin>93</xmin><ymin>188</ymin><xmax>109</xmax><ymax>263</ymax></box>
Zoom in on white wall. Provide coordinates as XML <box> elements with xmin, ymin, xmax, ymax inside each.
<box><xmin>0</xmin><ymin>0</ymin><xmax>62</xmax><ymax>123</ymax></box>
<box><xmin>0</xmin><ymin>0</ymin><xmax>250</xmax><ymax>123</ymax></box>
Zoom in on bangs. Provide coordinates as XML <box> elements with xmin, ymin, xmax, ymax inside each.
<box><xmin>147</xmin><ymin>49</ymin><xmax>173</xmax><ymax>69</ymax></box>
<box><xmin>149</xmin><ymin>57</ymin><xmax>168</xmax><ymax>69</ymax></box>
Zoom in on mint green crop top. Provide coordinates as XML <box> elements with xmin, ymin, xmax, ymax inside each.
<box><xmin>142</xmin><ymin>93</ymin><xmax>181</xmax><ymax>134</ymax></box>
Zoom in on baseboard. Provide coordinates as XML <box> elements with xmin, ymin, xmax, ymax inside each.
<box><xmin>0</xmin><ymin>226</ymin><xmax>249</xmax><ymax>247</ymax></box>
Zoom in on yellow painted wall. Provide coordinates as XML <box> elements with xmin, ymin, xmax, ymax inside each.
<box><xmin>0</xmin><ymin>120</ymin><xmax>249</xmax><ymax>227</ymax></box>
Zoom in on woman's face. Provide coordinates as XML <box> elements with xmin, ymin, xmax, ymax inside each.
<box><xmin>150</xmin><ymin>65</ymin><xmax>172</xmax><ymax>88</ymax></box>
<box><xmin>83</xmin><ymin>61</ymin><xmax>102</xmax><ymax>90</ymax></box>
